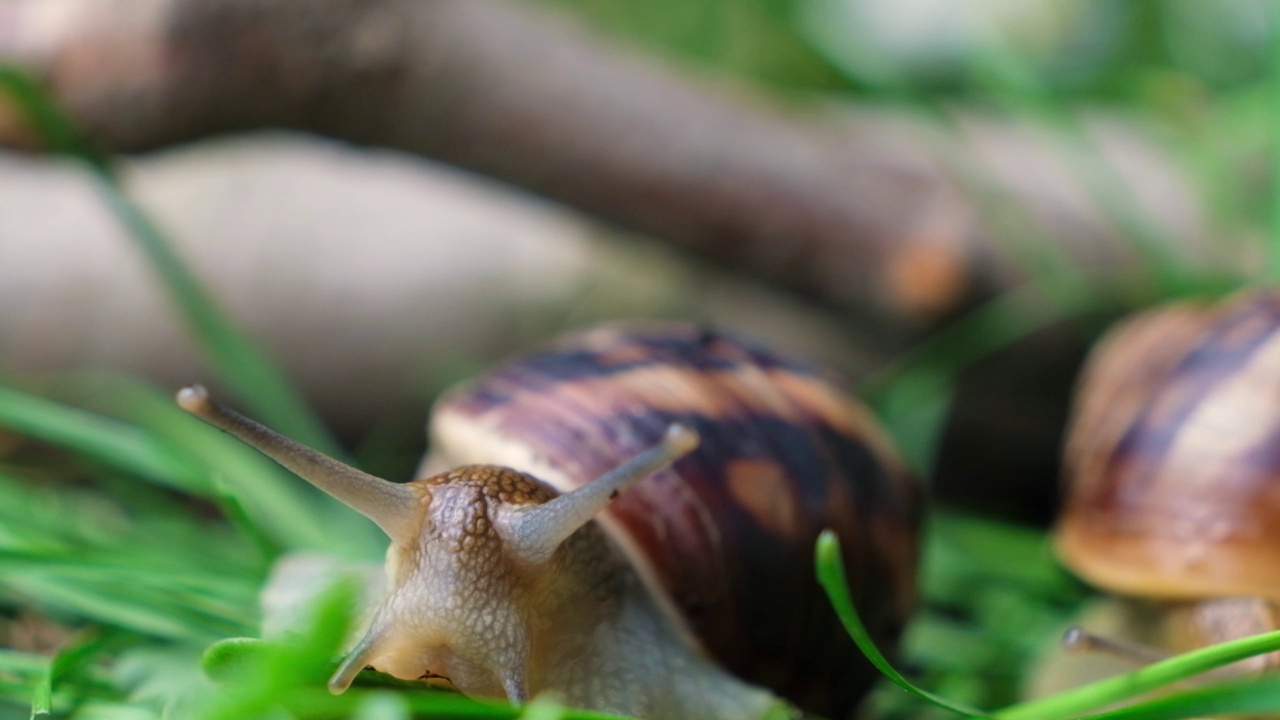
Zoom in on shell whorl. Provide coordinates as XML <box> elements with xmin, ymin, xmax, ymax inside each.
<box><xmin>424</xmin><ymin>322</ymin><xmax>922</xmax><ymax>718</ymax></box>
<box><xmin>1059</xmin><ymin>290</ymin><xmax>1280</xmax><ymax>600</ymax></box>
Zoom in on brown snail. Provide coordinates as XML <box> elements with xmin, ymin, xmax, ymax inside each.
<box><xmin>1046</xmin><ymin>288</ymin><xmax>1280</xmax><ymax>688</ymax></box>
<box><xmin>177</xmin><ymin>322</ymin><xmax>922</xmax><ymax>720</ymax></box>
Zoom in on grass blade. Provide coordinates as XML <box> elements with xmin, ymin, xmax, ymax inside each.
<box><xmin>1271</xmin><ymin>0</ymin><xmax>1280</xmax><ymax>278</ymax></box>
<box><xmin>0</xmin><ymin>380</ymin><xmax>348</xmax><ymax>555</ymax></box>
<box><xmin>0</xmin><ymin>65</ymin><xmax>342</xmax><ymax>458</ymax></box>
<box><xmin>87</xmin><ymin>177</ymin><xmax>344</xmax><ymax>458</ymax></box>
<box><xmin>0</xmin><ymin>470</ymin><xmax>259</xmax><ymax>641</ymax></box>
<box><xmin>29</xmin><ymin>663</ymin><xmax>50</xmax><ymax>719</ymax></box>
<box><xmin>0</xmin><ymin>67</ymin><xmax>105</xmax><ymax>166</ymax></box>
<box><xmin>0</xmin><ymin>385</ymin><xmax>196</xmax><ymax>489</ymax></box>
<box><xmin>1086</xmin><ymin>676</ymin><xmax>1280</xmax><ymax>720</ymax></box>
<box><xmin>0</xmin><ymin>652</ymin><xmax>46</xmax><ymax>678</ymax></box>
<box><xmin>995</xmin><ymin>629</ymin><xmax>1280</xmax><ymax>720</ymax></box>
<box><xmin>519</xmin><ymin>695</ymin><xmax>568</xmax><ymax>720</ymax></box>
<box><xmin>353</xmin><ymin>692</ymin><xmax>411</xmax><ymax>720</ymax></box>
<box><xmin>82</xmin><ymin>377</ymin><xmax>374</xmax><ymax>554</ymax></box>
<box><xmin>815</xmin><ymin>530</ymin><xmax>989</xmax><ymax>718</ymax></box>
<box><xmin>30</xmin><ymin>631</ymin><xmax>118</xmax><ymax>719</ymax></box>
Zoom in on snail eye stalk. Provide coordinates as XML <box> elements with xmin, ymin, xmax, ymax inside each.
<box><xmin>176</xmin><ymin>385</ymin><xmax>419</xmax><ymax>544</ymax></box>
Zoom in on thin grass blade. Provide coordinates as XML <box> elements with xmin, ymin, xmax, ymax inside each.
<box><xmin>353</xmin><ymin>692</ymin><xmax>411</xmax><ymax>720</ymax></box>
<box><xmin>92</xmin><ymin>378</ymin><xmax>369</xmax><ymax>553</ymax></box>
<box><xmin>0</xmin><ymin>386</ymin><xmax>196</xmax><ymax>490</ymax></box>
<box><xmin>0</xmin><ymin>67</ymin><xmax>105</xmax><ymax>166</ymax></box>
<box><xmin>995</xmin><ymin>628</ymin><xmax>1280</xmax><ymax>720</ymax></box>
<box><xmin>1271</xmin><ymin>0</ymin><xmax>1280</xmax><ymax>278</ymax></box>
<box><xmin>520</xmin><ymin>695</ymin><xmax>568</xmax><ymax>720</ymax></box>
<box><xmin>815</xmin><ymin>530</ymin><xmax>989</xmax><ymax>718</ymax></box>
<box><xmin>0</xmin><ymin>66</ymin><xmax>341</xmax><ymax>458</ymax></box>
<box><xmin>28</xmin><ymin>662</ymin><xmax>51</xmax><ymax>719</ymax></box>
<box><xmin>1084</xmin><ymin>675</ymin><xmax>1280</xmax><ymax>720</ymax></box>
<box><xmin>87</xmin><ymin>176</ymin><xmax>345</xmax><ymax>458</ymax></box>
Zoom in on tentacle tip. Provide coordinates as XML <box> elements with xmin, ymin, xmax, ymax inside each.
<box><xmin>1061</xmin><ymin>626</ymin><xmax>1089</xmax><ymax>653</ymax></box>
<box><xmin>664</xmin><ymin>423</ymin><xmax>700</xmax><ymax>456</ymax></box>
<box><xmin>176</xmin><ymin>384</ymin><xmax>211</xmax><ymax>415</ymax></box>
<box><xmin>328</xmin><ymin>648</ymin><xmax>374</xmax><ymax>695</ymax></box>
<box><xmin>327</xmin><ymin>673</ymin><xmax>353</xmax><ymax>695</ymax></box>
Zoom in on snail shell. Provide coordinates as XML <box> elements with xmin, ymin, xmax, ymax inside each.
<box><xmin>1058</xmin><ymin>289</ymin><xmax>1280</xmax><ymax>601</ymax></box>
<box><xmin>424</xmin><ymin>321</ymin><xmax>922</xmax><ymax>718</ymax></box>
<box><xmin>1032</xmin><ymin>291</ymin><xmax>1280</xmax><ymax>704</ymax></box>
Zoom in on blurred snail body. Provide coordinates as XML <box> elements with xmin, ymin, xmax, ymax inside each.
<box><xmin>179</xmin><ymin>322</ymin><xmax>922</xmax><ymax>720</ymax></box>
<box><xmin>1043</xmin><ymin>290</ymin><xmax>1280</xmax><ymax>693</ymax></box>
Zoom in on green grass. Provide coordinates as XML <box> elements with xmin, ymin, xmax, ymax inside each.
<box><xmin>0</xmin><ymin>387</ymin><xmax>621</xmax><ymax>718</ymax></box>
<box><xmin>3</xmin><ymin>3</ymin><xmax>1280</xmax><ymax>719</ymax></box>
<box><xmin>0</xmin><ymin>389</ymin><xmax>1276</xmax><ymax>720</ymax></box>
<box><xmin>0</xmin><ymin>374</ymin><xmax>1267</xmax><ymax>719</ymax></box>
<box><xmin>0</xmin><ymin>69</ymin><xmax>343</xmax><ymax>461</ymax></box>
<box><xmin>820</xmin><ymin>528</ymin><xmax>1280</xmax><ymax>720</ymax></box>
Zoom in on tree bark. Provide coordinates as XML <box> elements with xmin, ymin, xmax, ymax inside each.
<box><xmin>0</xmin><ymin>0</ymin><xmax>1215</xmax><ymax>330</ymax></box>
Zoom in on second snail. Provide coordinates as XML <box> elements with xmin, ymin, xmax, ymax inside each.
<box><xmin>1032</xmin><ymin>289</ymin><xmax>1280</xmax><ymax>699</ymax></box>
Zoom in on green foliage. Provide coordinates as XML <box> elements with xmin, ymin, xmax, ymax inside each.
<box><xmin>2</xmin><ymin>2</ymin><xmax>1280</xmax><ymax>719</ymax></box>
<box><xmin>819</xmin><ymin>529</ymin><xmax>1280</xmax><ymax>720</ymax></box>
<box><xmin>0</xmin><ymin>383</ymin><xmax>619</xmax><ymax>717</ymax></box>
<box><xmin>817</xmin><ymin>530</ymin><xmax>989</xmax><ymax>718</ymax></box>
<box><xmin>0</xmin><ymin>69</ymin><xmax>343</xmax><ymax>460</ymax></box>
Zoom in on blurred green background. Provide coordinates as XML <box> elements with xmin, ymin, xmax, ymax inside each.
<box><xmin>1</xmin><ymin>0</ymin><xmax>1278</xmax><ymax>719</ymax></box>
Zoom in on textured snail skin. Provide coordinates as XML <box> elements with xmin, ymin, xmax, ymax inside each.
<box><xmin>1058</xmin><ymin>291</ymin><xmax>1280</xmax><ymax>601</ymax></box>
<box><xmin>364</xmin><ymin>463</ymin><xmax>779</xmax><ymax>719</ymax></box>
<box><xmin>179</xmin><ymin>322</ymin><xmax>920</xmax><ymax>719</ymax></box>
<box><xmin>425</xmin><ymin>322</ymin><xmax>922</xmax><ymax>719</ymax></box>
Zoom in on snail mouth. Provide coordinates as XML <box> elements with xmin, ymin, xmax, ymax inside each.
<box><xmin>418</xmin><ymin>670</ymin><xmax>459</xmax><ymax>692</ymax></box>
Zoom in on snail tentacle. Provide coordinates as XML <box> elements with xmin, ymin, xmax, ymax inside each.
<box><xmin>496</xmin><ymin>424</ymin><xmax>699</xmax><ymax>566</ymax></box>
<box><xmin>177</xmin><ymin>385</ymin><xmax>420</xmax><ymax>544</ymax></box>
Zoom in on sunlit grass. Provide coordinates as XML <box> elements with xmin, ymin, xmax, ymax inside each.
<box><xmin>4</xmin><ymin>372</ymin><xmax>1270</xmax><ymax>719</ymax></box>
<box><xmin>0</xmin><ymin>386</ymin><xmax>613</xmax><ymax>718</ymax></box>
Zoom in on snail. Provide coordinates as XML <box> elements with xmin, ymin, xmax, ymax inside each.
<box><xmin>1035</xmin><ymin>289</ymin><xmax>1280</xmax><ymax>695</ymax></box>
<box><xmin>176</xmin><ymin>322</ymin><xmax>922</xmax><ymax>720</ymax></box>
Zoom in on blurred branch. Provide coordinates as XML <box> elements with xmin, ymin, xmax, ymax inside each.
<box><xmin>0</xmin><ymin>0</ymin><xmax>1218</xmax><ymax>329</ymax></box>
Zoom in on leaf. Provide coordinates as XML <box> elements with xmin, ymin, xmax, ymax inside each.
<box><xmin>995</xmin><ymin>627</ymin><xmax>1280</xmax><ymax>720</ymax></box>
<box><xmin>815</xmin><ymin>530</ymin><xmax>990</xmax><ymax>718</ymax></box>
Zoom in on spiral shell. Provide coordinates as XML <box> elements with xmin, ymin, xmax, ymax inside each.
<box><xmin>423</xmin><ymin>322</ymin><xmax>922</xmax><ymax>717</ymax></box>
<box><xmin>1058</xmin><ymin>289</ymin><xmax>1280</xmax><ymax>600</ymax></box>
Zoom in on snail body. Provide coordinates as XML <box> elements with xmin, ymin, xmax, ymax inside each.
<box><xmin>1044</xmin><ymin>289</ymin><xmax>1280</xmax><ymax>691</ymax></box>
<box><xmin>180</xmin><ymin>322</ymin><xmax>922</xmax><ymax>719</ymax></box>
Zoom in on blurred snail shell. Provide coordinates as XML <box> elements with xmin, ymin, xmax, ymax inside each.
<box><xmin>1054</xmin><ymin>289</ymin><xmax>1280</xmax><ymax>672</ymax></box>
<box><xmin>180</xmin><ymin>321</ymin><xmax>922</xmax><ymax>719</ymax></box>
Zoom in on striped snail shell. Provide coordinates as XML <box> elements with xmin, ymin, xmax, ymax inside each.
<box><xmin>1059</xmin><ymin>290</ymin><xmax>1280</xmax><ymax>600</ymax></box>
<box><xmin>180</xmin><ymin>321</ymin><xmax>921</xmax><ymax>719</ymax></box>
<box><xmin>423</xmin><ymin>322</ymin><xmax>921</xmax><ymax>717</ymax></box>
<box><xmin>1054</xmin><ymin>289</ymin><xmax>1280</xmax><ymax>676</ymax></box>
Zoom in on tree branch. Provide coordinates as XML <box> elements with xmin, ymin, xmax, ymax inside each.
<box><xmin>0</xmin><ymin>0</ymin><xmax>1214</xmax><ymax>329</ymax></box>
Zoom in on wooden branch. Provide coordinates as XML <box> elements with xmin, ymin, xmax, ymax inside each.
<box><xmin>0</xmin><ymin>0</ymin><xmax>1215</xmax><ymax>329</ymax></box>
<box><xmin>0</xmin><ymin>135</ymin><xmax>881</xmax><ymax>434</ymax></box>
